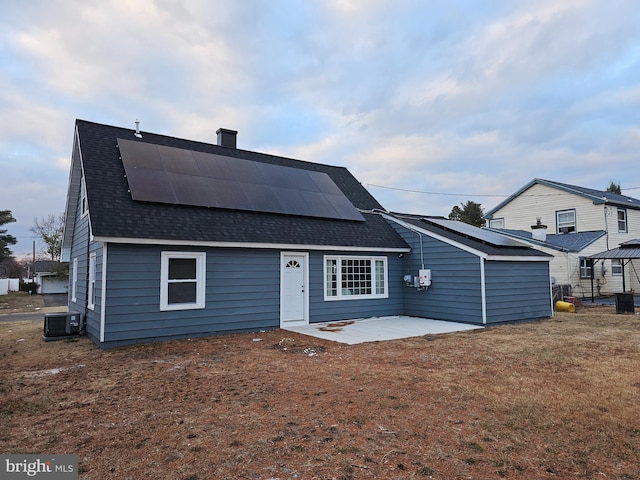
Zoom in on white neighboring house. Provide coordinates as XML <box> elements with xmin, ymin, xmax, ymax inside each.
<box><xmin>34</xmin><ymin>261</ymin><xmax>69</xmax><ymax>294</ymax></box>
<box><xmin>484</xmin><ymin>178</ymin><xmax>640</xmax><ymax>298</ymax></box>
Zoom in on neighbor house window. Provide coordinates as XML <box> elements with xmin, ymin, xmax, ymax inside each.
<box><xmin>88</xmin><ymin>253</ymin><xmax>97</xmax><ymax>310</ymax></box>
<box><xmin>611</xmin><ymin>259</ymin><xmax>623</xmax><ymax>276</ymax></box>
<box><xmin>617</xmin><ymin>208</ymin><xmax>628</xmax><ymax>233</ymax></box>
<box><xmin>557</xmin><ymin>209</ymin><xmax>576</xmax><ymax>233</ymax></box>
<box><xmin>160</xmin><ymin>252</ymin><xmax>206</xmax><ymax>311</ymax></box>
<box><xmin>324</xmin><ymin>256</ymin><xmax>388</xmax><ymax>300</ymax></box>
<box><xmin>489</xmin><ymin>218</ymin><xmax>505</xmax><ymax>229</ymax></box>
<box><xmin>71</xmin><ymin>258</ymin><xmax>78</xmax><ymax>302</ymax></box>
<box><xmin>579</xmin><ymin>257</ymin><xmax>592</xmax><ymax>279</ymax></box>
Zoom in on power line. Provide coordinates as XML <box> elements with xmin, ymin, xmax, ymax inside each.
<box><xmin>366</xmin><ymin>184</ymin><xmax>508</xmax><ymax>197</ymax></box>
<box><xmin>367</xmin><ymin>183</ymin><xmax>640</xmax><ymax>198</ymax></box>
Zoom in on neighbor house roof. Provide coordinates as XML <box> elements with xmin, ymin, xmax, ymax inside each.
<box><xmin>486</xmin><ymin>228</ymin><xmax>607</xmax><ymax>253</ymax></box>
<box><xmin>589</xmin><ymin>239</ymin><xmax>640</xmax><ymax>260</ymax></box>
<box><xmin>63</xmin><ymin>120</ymin><xmax>409</xmax><ymax>252</ymax></box>
<box><xmin>384</xmin><ymin>212</ymin><xmax>551</xmax><ymax>259</ymax></box>
<box><xmin>485</xmin><ymin>178</ymin><xmax>640</xmax><ymax>219</ymax></box>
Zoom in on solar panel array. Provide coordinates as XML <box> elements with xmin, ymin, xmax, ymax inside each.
<box><xmin>422</xmin><ymin>217</ymin><xmax>527</xmax><ymax>247</ymax></box>
<box><xmin>117</xmin><ymin>138</ymin><xmax>364</xmax><ymax>221</ymax></box>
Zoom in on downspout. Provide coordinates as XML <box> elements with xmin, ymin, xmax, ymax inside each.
<box><xmin>367</xmin><ymin>209</ymin><xmax>426</xmax><ymax>267</ymax></box>
<box><xmin>603</xmin><ymin>206</ymin><xmax>610</xmax><ymax>250</ymax></box>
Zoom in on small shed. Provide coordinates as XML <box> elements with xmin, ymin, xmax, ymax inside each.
<box><xmin>383</xmin><ymin>213</ymin><xmax>554</xmax><ymax>325</ymax></box>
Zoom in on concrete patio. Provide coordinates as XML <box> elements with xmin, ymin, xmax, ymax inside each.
<box><xmin>284</xmin><ymin>315</ymin><xmax>483</xmax><ymax>345</ymax></box>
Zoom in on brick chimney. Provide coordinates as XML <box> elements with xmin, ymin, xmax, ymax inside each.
<box><xmin>216</xmin><ymin>128</ymin><xmax>237</xmax><ymax>148</ymax></box>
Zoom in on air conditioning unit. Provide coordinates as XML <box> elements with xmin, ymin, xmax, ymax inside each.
<box><xmin>43</xmin><ymin>312</ymin><xmax>81</xmax><ymax>340</ymax></box>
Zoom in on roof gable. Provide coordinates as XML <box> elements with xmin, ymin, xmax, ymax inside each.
<box><xmin>485</xmin><ymin>178</ymin><xmax>640</xmax><ymax>218</ymax></box>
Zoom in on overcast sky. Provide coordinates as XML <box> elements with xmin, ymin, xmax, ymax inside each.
<box><xmin>2</xmin><ymin>0</ymin><xmax>639</xmax><ymax>259</ymax></box>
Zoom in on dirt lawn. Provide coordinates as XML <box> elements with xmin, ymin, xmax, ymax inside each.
<box><xmin>1</xmin><ymin>305</ymin><xmax>639</xmax><ymax>479</ymax></box>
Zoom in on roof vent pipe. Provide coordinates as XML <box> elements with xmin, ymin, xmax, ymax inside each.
<box><xmin>134</xmin><ymin>119</ymin><xmax>142</xmax><ymax>138</ymax></box>
<box><xmin>216</xmin><ymin>128</ymin><xmax>237</xmax><ymax>148</ymax></box>
<box><xmin>531</xmin><ymin>217</ymin><xmax>547</xmax><ymax>242</ymax></box>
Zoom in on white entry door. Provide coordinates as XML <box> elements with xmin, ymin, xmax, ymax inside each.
<box><xmin>280</xmin><ymin>253</ymin><xmax>308</xmax><ymax>326</ymax></box>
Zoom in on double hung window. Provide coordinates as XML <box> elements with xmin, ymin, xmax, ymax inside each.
<box><xmin>611</xmin><ymin>259</ymin><xmax>623</xmax><ymax>276</ymax></box>
<box><xmin>88</xmin><ymin>253</ymin><xmax>97</xmax><ymax>310</ymax></box>
<box><xmin>557</xmin><ymin>209</ymin><xmax>576</xmax><ymax>233</ymax></box>
<box><xmin>579</xmin><ymin>257</ymin><xmax>592</xmax><ymax>279</ymax></box>
<box><xmin>160</xmin><ymin>252</ymin><xmax>206</xmax><ymax>311</ymax></box>
<box><xmin>617</xmin><ymin>208</ymin><xmax>628</xmax><ymax>233</ymax></box>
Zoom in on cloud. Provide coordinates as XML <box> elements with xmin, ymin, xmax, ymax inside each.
<box><xmin>1</xmin><ymin>0</ymin><xmax>640</xmax><ymax>254</ymax></box>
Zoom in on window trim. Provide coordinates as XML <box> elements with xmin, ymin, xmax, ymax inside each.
<box><xmin>88</xmin><ymin>252</ymin><xmax>97</xmax><ymax>310</ymax></box>
<box><xmin>323</xmin><ymin>255</ymin><xmax>388</xmax><ymax>301</ymax></box>
<box><xmin>611</xmin><ymin>259</ymin><xmax>623</xmax><ymax>276</ymax></box>
<box><xmin>488</xmin><ymin>218</ymin><xmax>505</xmax><ymax>229</ymax></box>
<box><xmin>80</xmin><ymin>175</ymin><xmax>88</xmax><ymax>217</ymax></box>
<box><xmin>556</xmin><ymin>209</ymin><xmax>576</xmax><ymax>234</ymax></box>
<box><xmin>160</xmin><ymin>251</ymin><xmax>206</xmax><ymax>311</ymax></box>
<box><xmin>71</xmin><ymin>258</ymin><xmax>78</xmax><ymax>303</ymax></box>
<box><xmin>617</xmin><ymin>208</ymin><xmax>628</xmax><ymax>233</ymax></box>
<box><xmin>579</xmin><ymin>257</ymin><xmax>592</xmax><ymax>279</ymax></box>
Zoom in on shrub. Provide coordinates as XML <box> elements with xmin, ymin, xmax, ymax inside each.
<box><xmin>19</xmin><ymin>281</ymin><xmax>39</xmax><ymax>294</ymax></box>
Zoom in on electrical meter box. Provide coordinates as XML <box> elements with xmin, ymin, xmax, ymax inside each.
<box><xmin>419</xmin><ymin>269</ymin><xmax>431</xmax><ymax>287</ymax></box>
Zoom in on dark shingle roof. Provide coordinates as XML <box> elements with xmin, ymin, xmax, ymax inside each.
<box><xmin>76</xmin><ymin>119</ymin><xmax>408</xmax><ymax>250</ymax></box>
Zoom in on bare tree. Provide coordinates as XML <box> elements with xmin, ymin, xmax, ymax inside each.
<box><xmin>30</xmin><ymin>213</ymin><xmax>64</xmax><ymax>262</ymax></box>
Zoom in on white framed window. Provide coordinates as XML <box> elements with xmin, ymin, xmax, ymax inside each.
<box><xmin>80</xmin><ymin>176</ymin><xmax>88</xmax><ymax>217</ymax></box>
<box><xmin>88</xmin><ymin>252</ymin><xmax>97</xmax><ymax>310</ymax></box>
<box><xmin>611</xmin><ymin>259</ymin><xmax>623</xmax><ymax>276</ymax></box>
<box><xmin>617</xmin><ymin>208</ymin><xmax>627</xmax><ymax>233</ymax></box>
<box><xmin>71</xmin><ymin>258</ymin><xmax>78</xmax><ymax>302</ymax></box>
<box><xmin>579</xmin><ymin>257</ymin><xmax>592</xmax><ymax>279</ymax></box>
<box><xmin>557</xmin><ymin>209</ymin><xmax>576</xmax><ymax>234</ymax></box>
<box><xmin>489</xmin><ymin>218</ymin><xmax>504</xmax><ymax>229</ymax></box>
<box><xmin>160</xmin><ymin>252</ymin><xmax>206</xmax><ymax>311</ymax></box>
<box><xmin>324</xmin><ymin>256</ymin><xmax>388</xmax><ymax>300</ymax></box>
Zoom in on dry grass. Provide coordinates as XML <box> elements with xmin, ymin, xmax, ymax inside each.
<box><xmin>1</xmin><ymin>306</ymin><xmax>639</xmax><ymax>479</ymax></box>
<box><xmin>0</xmin><ymin>291</ymin><xmax>45</xmax><ymax>312</ymax></box>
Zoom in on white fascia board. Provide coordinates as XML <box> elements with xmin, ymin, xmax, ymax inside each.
<box><xmin>484</xmin><ymin>255</ymin><xmax>551</xmax><ymax>262</ymax></box>
<box><xmin>92</xmin><ymin>236</ymin><xmax>411</xmax><ymax>253</ymax></box>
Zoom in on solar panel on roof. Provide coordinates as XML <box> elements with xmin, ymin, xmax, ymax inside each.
<box><xmin>117</xmin><ymin>138</ymin><xmax>364</xmax><ymax>221</ymax></box>
<box><xmin>423</xmin><ymin>217</ymin><xmax>527</xmax><ymax>247</ymax></box>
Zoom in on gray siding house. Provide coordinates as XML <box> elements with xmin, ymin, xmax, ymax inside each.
<box><xmin>62</xmin><ymin>120</ymin><xmax>552</xmax><ymax>348</ymax></box>
<box><xmin>382</xmin><ymin>213</ymin><xmax>553</xmax><ymax>325</ymax></box>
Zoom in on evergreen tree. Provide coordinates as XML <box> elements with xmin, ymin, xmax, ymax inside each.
<box><xmin>448</xmin><ymin>201</ymin><xmax>485</xmax><ymax>228</ymax></box>
<box><xmin>606</xmin><ymin>180</ymin><xmax>621</xmax><ymax>194</ymax></box>
<box><xmin>0</xmin><ymin>210</ymin><xmax>17</xmax><ymax>262</ymax></box>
